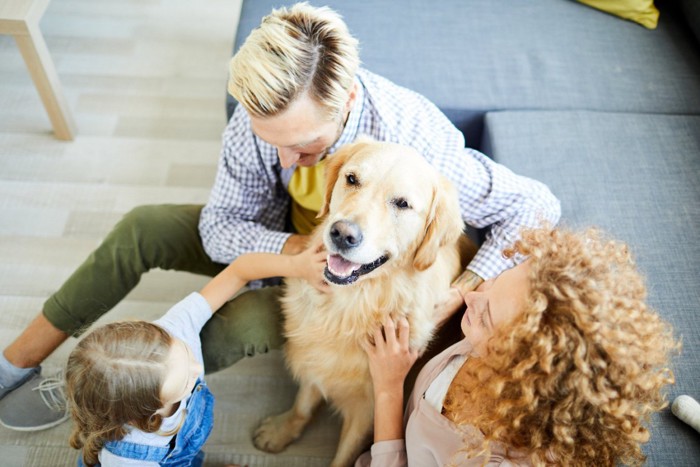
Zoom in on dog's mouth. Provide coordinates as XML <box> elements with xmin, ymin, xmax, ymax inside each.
<box><xmin>324</xmin><ymin>254</ymin><xmax>389</xmax><ymax>285</ymax></box>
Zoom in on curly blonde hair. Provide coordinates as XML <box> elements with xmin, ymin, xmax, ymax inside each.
<box><xmin>65</xmin><ymin>321</ymin><xmax>177</xmax><ymax>466</ymax></box>
<box><xmin>445</xmin><ymin>227</ymin><xmax>679</xmax><ymax>466</ymax></box>
<box><xmin>228</xmin><ymin>2</ymin><xmax>360</xmax><ymax>119</ymax></box>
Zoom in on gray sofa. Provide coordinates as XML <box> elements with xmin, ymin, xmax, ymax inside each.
<box><xmin>226</xmin><ymin>0</ymin><xmax>700</xmax><ymax>464</ymax></box>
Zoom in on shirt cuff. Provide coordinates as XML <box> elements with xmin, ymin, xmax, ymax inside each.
<box><xmin>255</xmin><ymin>230</ymin><xmax>292</xmax><ymax>254</ymax></box>
<box><xmin>370</xmin><ymin>439</ymin><xmax>407</xmax><ymax>465</ymax></box>
<box><xmin>467</xmin><ymin>242</ymin><xmax>516</xmax><ymax>280</ymax></box>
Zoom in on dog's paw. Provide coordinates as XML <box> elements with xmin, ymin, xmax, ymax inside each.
<box><xmin>253</xmin><ymin>413</ymin><xmax>299</xmax><ymax>453</ymax></box>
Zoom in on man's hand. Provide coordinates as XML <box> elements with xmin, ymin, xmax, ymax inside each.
<box><xmin>434</xmin><ymin>270</ymin><xmax>484</xmax><ymax>327</ymax></box>
<box><xmin>291</xmin><ymin>239</ymin><xmax>330</xmax><ymax>293</ymax></box>
<box><xmin>452</xmin><ymin>269</ymin><xmax>483</xmax><ymax>297</ymax></box>
<box><xmin>433</xmin><ymin>287</ymin><xmax>465</xmax><ymax>328</ymax></box>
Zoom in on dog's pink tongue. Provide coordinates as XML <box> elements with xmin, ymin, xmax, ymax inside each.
<box><xmin>327</xmin><ymin>254</ymin><xmax>361</xmax><ymax>278</ymax></box>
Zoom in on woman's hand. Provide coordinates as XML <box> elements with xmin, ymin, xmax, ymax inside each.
<box><xmin>363</xmin><ymin>316</ymin><xmax>418</xmax><ymax>442</ymax></box>
<box><xmin>364</xmin><ymin>316</ymin><xmax>419</xmax><ymax>395</ymax></box>
<box><xmin>292</xmin><ymin>239</ymin><xmax>330</xmax><ymax>292</ymax></box>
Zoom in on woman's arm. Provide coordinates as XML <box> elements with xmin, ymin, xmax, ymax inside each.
<box><xmin>199</xmin><ymin>240</ymin><xmax>327</xmax><ymax>312</ymax></box>
<box><xmin>364</xmin><ymin>317</ymin><xmax>419</xmax><ymax>442</ymax></box>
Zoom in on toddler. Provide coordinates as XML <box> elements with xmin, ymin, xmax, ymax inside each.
<box><xmin>65</xmin><ymin>245</ymin><xmax>325</xmax><ymax>466</ymax></box>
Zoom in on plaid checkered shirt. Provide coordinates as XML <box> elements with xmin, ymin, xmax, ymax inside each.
<box><xmin>200</xmin><ymin>68</ymin><xmax>560</xmax><ymax>283</ymax></box>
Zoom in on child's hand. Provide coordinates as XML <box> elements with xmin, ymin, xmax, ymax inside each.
<box><xmin>293</xmin><ymin>239</ymin><xmax>330</xmax><ymax>293</ymax></box>
<box><xmin>362</xmin><ymin>316</ymin><xmax>419</xmax><ymax>395</ymax></box>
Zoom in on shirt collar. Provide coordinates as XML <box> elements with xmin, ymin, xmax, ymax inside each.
<box><xmin>328</xmin><ymin>76</ymin><xmax>365</xmax><ymax>155</ymax></box>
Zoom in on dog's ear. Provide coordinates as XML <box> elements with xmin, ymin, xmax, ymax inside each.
<box><xmin>317</xmin><ymin>144</ymin><xmax>353</xmax><ymax>218</ymax></box>
<box><xmin>413</xmin><ymin>176</ymin><xmax>464</xmax><ymax>271</ymax></box>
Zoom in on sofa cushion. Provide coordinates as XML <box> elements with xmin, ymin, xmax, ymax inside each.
<box><xmin>228</xmin><ymin>0</ymin><xmax>700</xmax><ymax>148</ymax></box>
<box><xmin>679</xmin><ymin>0</ymin><xmax>700</xmax><ymax>44</ymax></box>
<box><xmin>482</xmin><ymin>109</ymin><xmax>700</xmax><ymax>463</ymax></box>
<box><xmin>577</xmin><ymin>0</ymin><xmax>659</xmax><ymax>29</ymax></box>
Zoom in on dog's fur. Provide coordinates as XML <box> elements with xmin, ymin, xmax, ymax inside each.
<box><xmin>253</xmin><ymin>140</ymin><xmax>470</xmax><ymax>466</ymax></box>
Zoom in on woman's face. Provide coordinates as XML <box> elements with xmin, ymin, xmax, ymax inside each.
<box><xmin>461</xmin><ymin>261</ymin><xmax>531</xmax><ymax>356</ymax></box>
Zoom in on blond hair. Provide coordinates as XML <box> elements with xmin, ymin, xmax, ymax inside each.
<box><xmin>445</xmin><ymin>227</ymin><xmax>679</xmax><ymax>466</ymax></box>
<box><xmin>228</xmin><ymin>2</ymin><xmax>360</xmax><ymax>119</ymax></box>
<box><xmin>65</xmin><ymin>321</ymin><xmax>175</xmax><ymax>466</ymax></box>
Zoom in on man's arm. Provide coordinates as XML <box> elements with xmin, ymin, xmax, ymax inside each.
<box><xmin>374</xmin><ymin>76</ymin><xmax>560</xmax><ymax>280</ymax></box>
<box><xmin>433</xmin><ymin>270</ymin><xmax>484</xmax><ymax>328</ymax></box>
<box><xmin>199</xmin><ymin>105</ymin><xmax>293</xmax><ymax>264</ymax></box>
<box><xmin>452</xmin><ymin>269</ymin><xmax>483</xmax><ymax>294</ymax></box>
<box><xmin>452</xmin><ymin>148</ymin><xmax>561</xmax><ymax>279</ymax></box>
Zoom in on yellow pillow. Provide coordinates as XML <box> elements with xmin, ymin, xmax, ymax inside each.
<box><xmin>577</xmin><ymin>0</ymin><xmax>659</xmax><ymax>29</ymax></box>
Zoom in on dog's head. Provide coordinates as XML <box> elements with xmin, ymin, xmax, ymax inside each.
<box><xmin>317</xmin><ymin>139</ymin><xmax>464</xmax><ymax>286</ymax></box>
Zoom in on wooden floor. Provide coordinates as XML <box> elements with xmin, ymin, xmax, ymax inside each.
<box><xmin>0</xmin><ymin>1</ymin><xmax>338</xmax><ymax>465</ymax></box>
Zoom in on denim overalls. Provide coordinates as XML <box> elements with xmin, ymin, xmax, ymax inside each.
<box><xmin>78</xmin><ymin>378</ymin><xmax>214</xmax><ymax>467</ymax></box>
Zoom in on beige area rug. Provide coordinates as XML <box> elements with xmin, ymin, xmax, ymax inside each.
<box><xmin>0</xmin><ymin>0</ymin><xmax>344</xmax><ymax>464</ymax></box>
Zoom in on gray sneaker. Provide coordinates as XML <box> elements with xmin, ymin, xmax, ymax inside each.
<box><xmin>0</xmin><ymin>371</ymin><xmax>69</xmax><ymax>431</ymax></box>
<box><xmin>0</xmin><ymin>366</ymin><xmax>40</xmax><ymax>399</ymax></box>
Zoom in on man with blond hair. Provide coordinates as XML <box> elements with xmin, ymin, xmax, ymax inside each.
<box><xmin>0</xmin><ymin>3</ymin><xmax>559</xmax><ymax>431</ymax></box>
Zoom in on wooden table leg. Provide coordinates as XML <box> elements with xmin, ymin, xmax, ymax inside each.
<box><xmin>14</xmin><ymin>21</ymin><xmax>76</xmax><ymax>140</ymax></box>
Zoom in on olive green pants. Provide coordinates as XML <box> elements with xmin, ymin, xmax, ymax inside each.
<box><xmin>43</xmin><ymin>204</ymin><xmax>285</xmax><ymax>373</ymax></box>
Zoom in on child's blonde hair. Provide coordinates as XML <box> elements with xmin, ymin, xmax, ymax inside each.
<box><xmin>65</xmin><ymin>321</ymin><xmax>174</xmax><ymax>466</ymax></box>
<box><xmin>228</xmin><ymin>2</ymin><xmax>360</xmax><ymax>119</ymax></box>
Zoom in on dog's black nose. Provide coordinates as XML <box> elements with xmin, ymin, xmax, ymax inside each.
<box><xmin>330</xmin><ymin>220</ymin><xmax>363</xmax><ymax>250</ymax></box>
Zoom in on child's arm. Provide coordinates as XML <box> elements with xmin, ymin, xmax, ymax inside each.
<box><xmin>199</xmin><ymin>240</ymin><xmax>327</xmax><ymax>312</ymax></box>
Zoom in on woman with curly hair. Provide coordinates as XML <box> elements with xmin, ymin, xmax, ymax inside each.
<box><xmin>357</xmin><ymin>227</ymin><xmax>679</xmax><ymax>466</ymax></box>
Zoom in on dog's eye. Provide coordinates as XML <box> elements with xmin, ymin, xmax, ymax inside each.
<box><xmin>346</xmin><ymin>173</ymin><xmax>357</xmax><ymax>186</ymax></box>
<box><xmin>392</xmin><ymin>197</ymin><xmax>411</xmax><ymax>210</ymax></box>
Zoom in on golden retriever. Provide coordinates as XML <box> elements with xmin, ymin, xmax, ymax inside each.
<box><xmin>253</xmin><ymin>139</ymin><xmax>471</xmax><ymax>467</ymax></box>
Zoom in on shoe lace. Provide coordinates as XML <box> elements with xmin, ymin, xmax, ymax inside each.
<box><xmin>33</xmin><ymin>374</ymin><xmax>67</xmax><ymax>412</ymax></box>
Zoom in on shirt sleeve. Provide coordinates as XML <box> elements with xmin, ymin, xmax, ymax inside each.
<box><xmin>154</xmin><ymin>292</ymin><xmax>213</xmax><ymax>365</ymax></box>
<box><xmin>155</xmin><ymin>292</ymin><xmax>212</xmax><ymax>336</ymax></box>
<box><xmin>448</xmin><ymin>147</ymin><xmax>561</xmax><ymax>280</ymax></box>
<box><xmin>385</xmin><ymin>90</ymin><xmax>561</xmax><ymax>280</ymax></box>
<box><xmin>355</xmin><ymin>440</ymin><xmax>408</xmax><ymax>467</ymax></box>
<box><xmin>199</xmin><ymin>104</ymin><xmax>292</xmax><ymax>264</ymax></box>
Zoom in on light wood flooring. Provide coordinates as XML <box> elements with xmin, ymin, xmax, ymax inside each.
<box><xmin>0</xmin><ymin>0</ymin><xmax>339</xmax><ymax>465</ymax></box>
